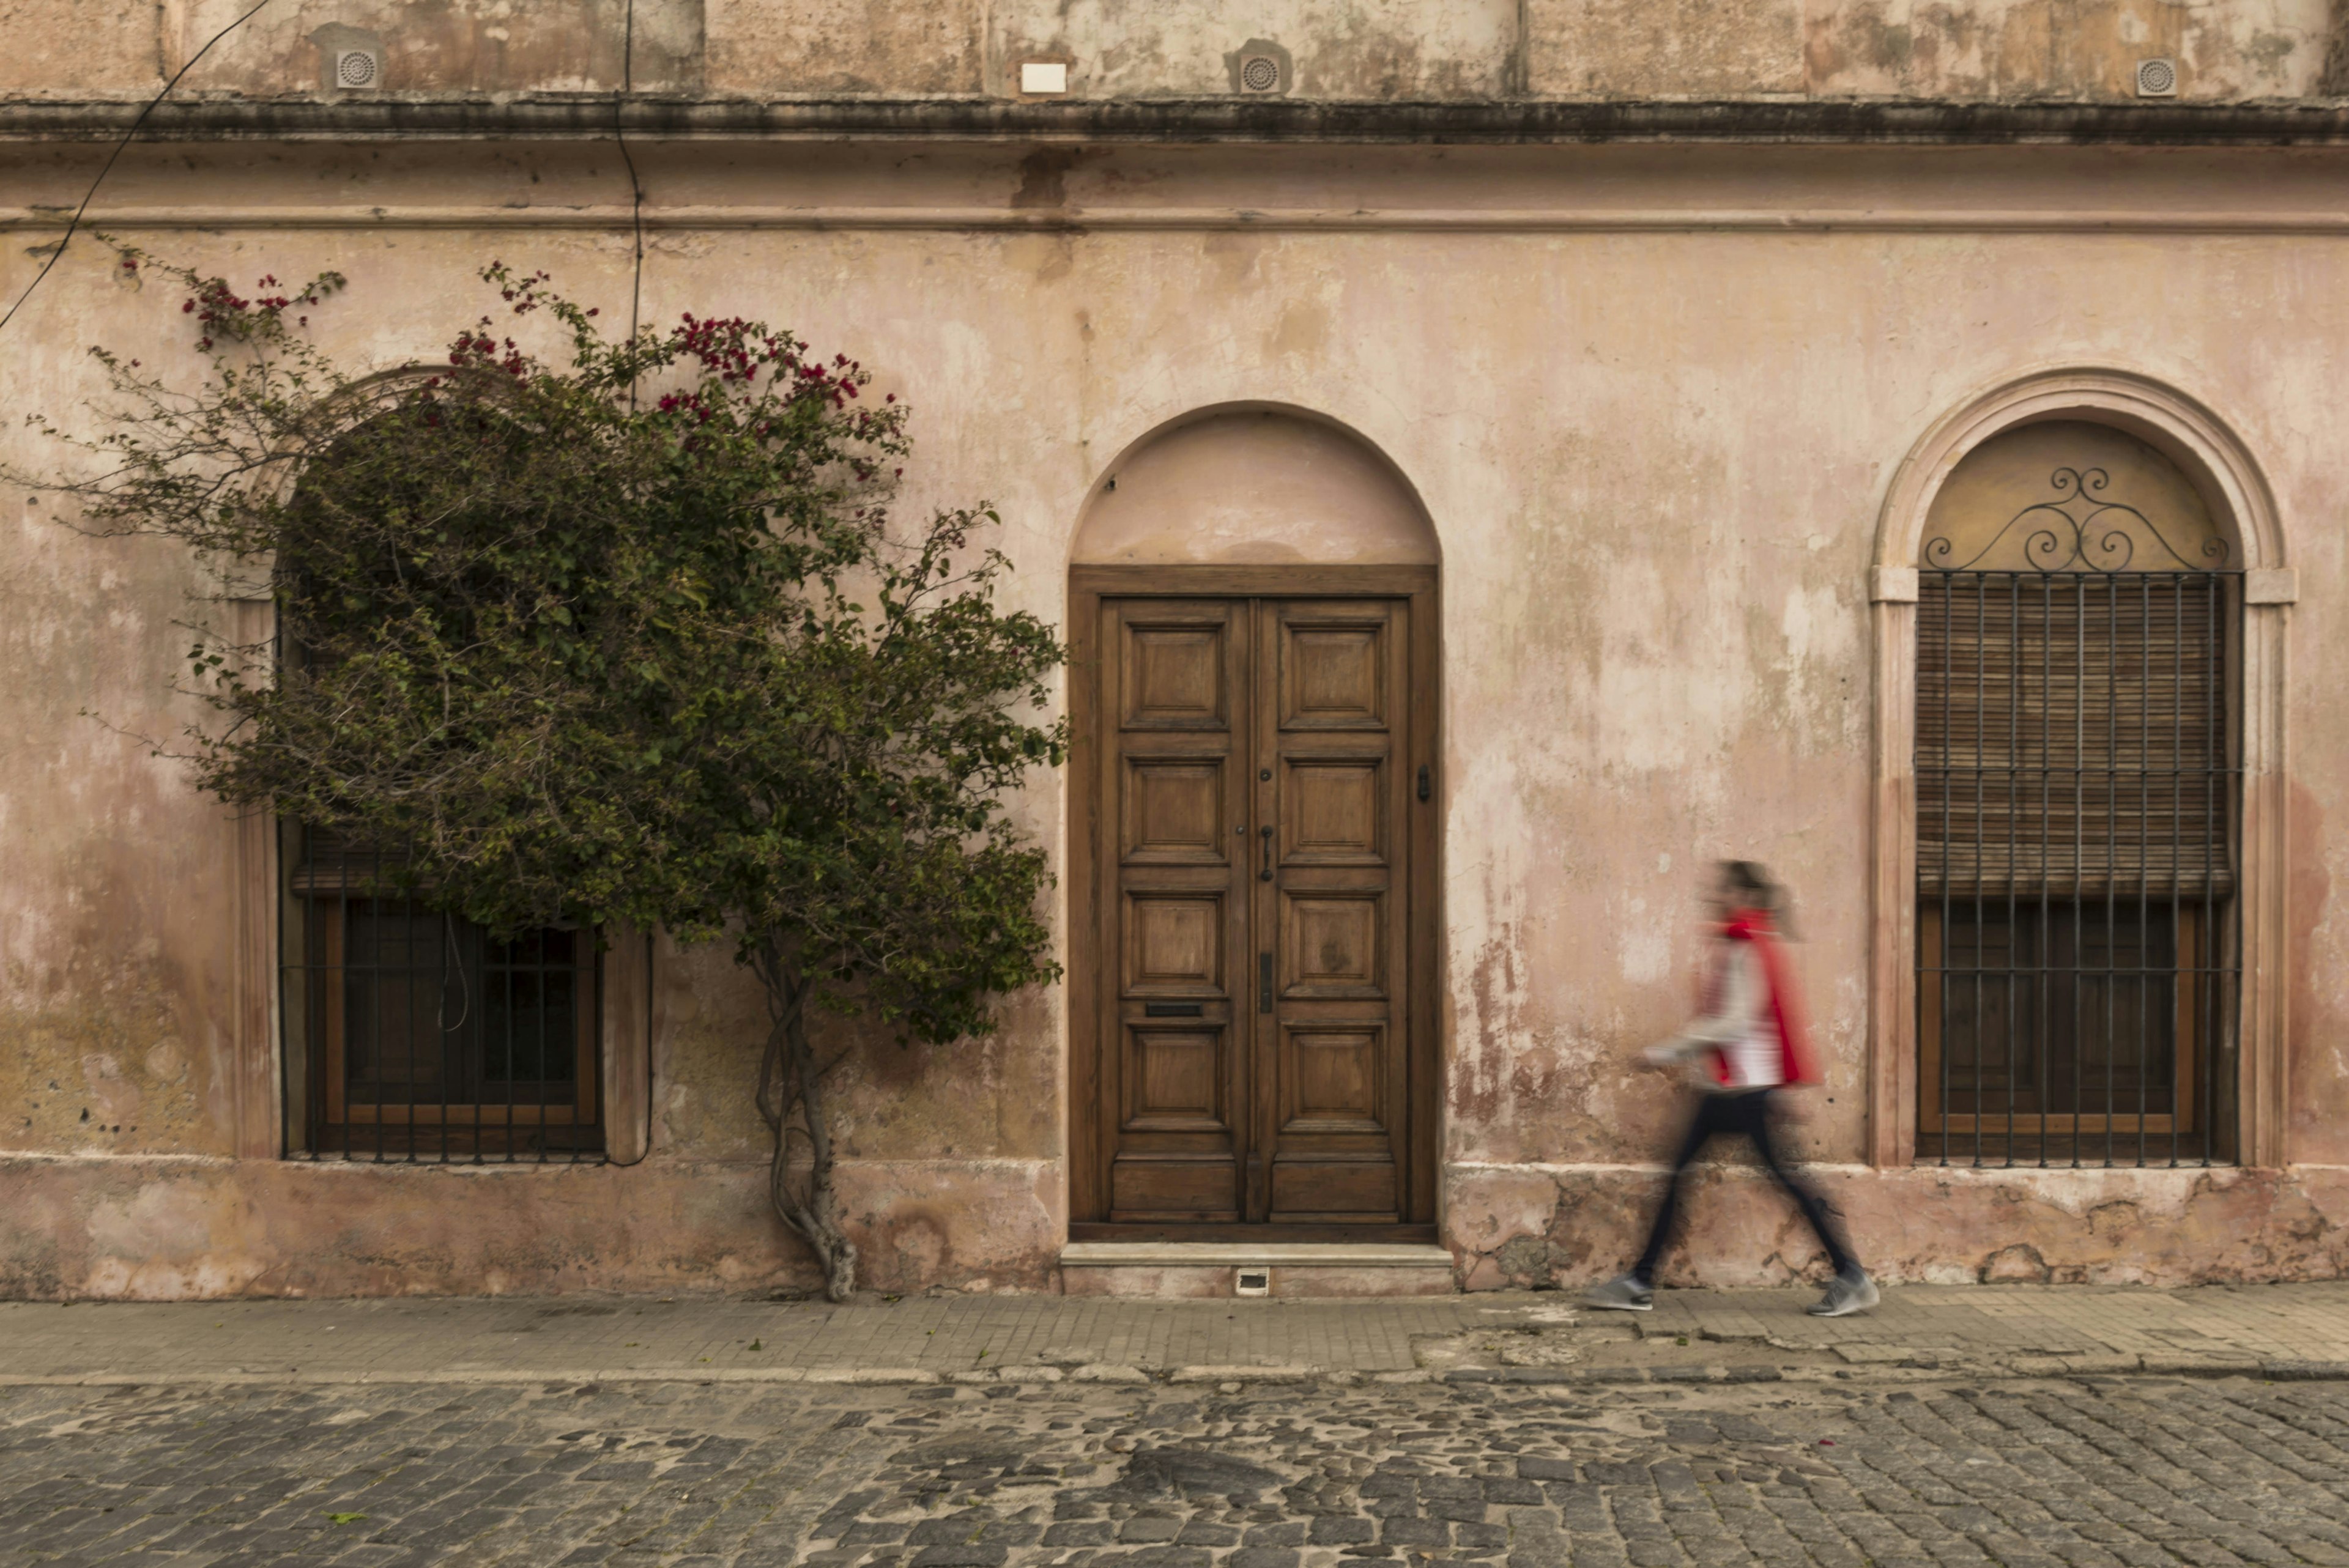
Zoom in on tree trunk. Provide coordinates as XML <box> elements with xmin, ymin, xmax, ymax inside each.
<box><xmin>752</xmin><ymin>945</ymin><xmax>859</xmax><ymax>1302</ymax></box>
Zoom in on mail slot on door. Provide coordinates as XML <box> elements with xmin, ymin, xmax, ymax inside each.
<box><xmin>1143</xmin><ymin>1002</ymin><xmax>1204</xmax><ymax>1018</ymax></box>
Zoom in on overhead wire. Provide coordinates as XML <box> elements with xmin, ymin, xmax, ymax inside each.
<box><xmin>0</xmin><ymin>0</ymin><xmax>276</xmax><ymax>340</ymax></box>
<box><xmin>615</xmin><ymin>0</ymin><xmax>647</xmax><ymax>409</ymax></box>
<box><xmin>607</xmin><ymin>0</ymin><xmax>658</xmax><ymax>1164</ymax></box>
<box><xmin>1</xmin><ymin>0</ymin><xmax>662</xmax><ymax>1162</ymax></box>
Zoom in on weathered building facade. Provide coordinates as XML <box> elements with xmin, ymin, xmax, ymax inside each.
<box><xmin>6</xmin><ymin>0</ymin><xmax>2349</xmax><ymax>1299</ymax></box>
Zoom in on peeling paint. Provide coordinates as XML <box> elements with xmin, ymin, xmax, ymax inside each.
<box><xmin>5</xmin><ymin>116</ymin><xmax>2349</xmax><ymax>1299</ymax></box>
<box><xmin>0</xmin><ymin>1156</ymin><xmax>1060</xmax><ymax>1298</ymax></box>
<box><xmin>1447</xmin><ymin>1164</ymin><xmax>2349</xmax><ymax>1289</ymax></box>
<box><xmin>2</xmin><ymin>955</ymin><xmax>210</xmax><ymax>1156</ymax></box>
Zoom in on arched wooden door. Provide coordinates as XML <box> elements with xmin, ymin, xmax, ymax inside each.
<box><xmin>1068</xmin><ymin>564</ymin><xmax>1439</xmax><ymax>1240</ymax></box>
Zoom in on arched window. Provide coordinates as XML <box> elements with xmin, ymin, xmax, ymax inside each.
<box><xmin>1913</xmin><ymin>421</ymin><xmax>2236</xmax><ymax>1166</ymax></box>
<box><xmin>269</xmin><ymin>407</ymin><xmax>607</xmax><ymax>1164</ymax></box>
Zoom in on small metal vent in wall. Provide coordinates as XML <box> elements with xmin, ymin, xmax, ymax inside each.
<box><xmin>1234</xmin><ymin>1267</ymin><xmax>1271</xmax><ymax>1296</ymax></box>
<box><xmin>1239</xmin><ymin>54</ymin><xmax>1282</xmax><ymax>92</ymax></box>
<box><xmin>335</xmin><ymin>47</ymin><xmax>380</xmax><ymax>88</ymax></box>
<box><xmin>2135</xmin><ymin>57</ymin><xmax>2178</xmax><ymax>97</ymax></box>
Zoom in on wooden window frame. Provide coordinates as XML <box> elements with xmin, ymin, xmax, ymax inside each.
<box><xmin>314</xmin><ymin>899</ymin><xmax>601</xmax><ymax>1130</ymax></box>
<box><xmin>276</xmin><ymin>826</ymin><xmax>636</xmax><ymax>1161</ymax></box>
<box><xmin>1917</xmin><ymin>902</ymin><xmax>2202</xmax><ymax>1141</ymax></box>
<box><xmin>1866</xmin><ymin>371</ymin><xmax>2293</xmax><ymax>1170</ymax></box>
<box><xmin>225</xmin><ymin>592</ymin><xmax>654</xmax><ymax>1166</ymax></box>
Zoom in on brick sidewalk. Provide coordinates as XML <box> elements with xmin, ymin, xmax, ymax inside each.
<box><xmin>1</xmin><ymin>1282</ymin><xmax>2343</xmax><ymax>1389</ymax></box>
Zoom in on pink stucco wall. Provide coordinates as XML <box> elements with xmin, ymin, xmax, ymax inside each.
<box><xmin>6</xmin><ymin>34</ymin><xmax>2349</xmax><ymax>1298</ymax></box>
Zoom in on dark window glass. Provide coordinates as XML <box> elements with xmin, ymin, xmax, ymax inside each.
<box><xmin>283</xmin><ymin>843</ymin><xmax>602</xmax><ymax>1163</ymax></box>
<box><xmin>1934</xmin><ymin>900</ymin><xmax>2175</xmax><ymax>1119</ymax></box>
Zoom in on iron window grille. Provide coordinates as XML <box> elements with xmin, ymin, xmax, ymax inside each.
<box><xmin>1917</xmin><ymin>467</ymin><xmax>2241</xmax><ymax>1167</ymax></box>
<box><xmin>280</xmin><ymin>827</ymin><xmax>604</xmax><ymax>1163</ymax></box>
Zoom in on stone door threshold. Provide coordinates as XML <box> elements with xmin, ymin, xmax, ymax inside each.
<box><xmin>1059</xmin><ymin>1241</ymin><xmax>1458</xmax><ymax>1298</ymax></box>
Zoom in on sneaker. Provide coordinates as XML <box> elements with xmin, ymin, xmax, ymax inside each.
<box><xmin>1586</xmin><ymin>1273</ymin><xmax>1653</xmax><ymax>1312</ymax></box>
<box><xmin>1808</xmin><ymin>1268</ymin><xmax>1880</xmax><ymax>1317</ymax></box>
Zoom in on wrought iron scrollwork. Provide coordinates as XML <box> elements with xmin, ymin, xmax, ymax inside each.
<box><xmin>1924</xmin><ymin>466</ymin><xmax>2228</xmax><ymax>573</ymax></box>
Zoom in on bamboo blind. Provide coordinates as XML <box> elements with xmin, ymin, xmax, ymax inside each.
<box><xmin>1917</xmin><ymin>572</ymin><xmax>2233</xmax><ymax>898</ymax></box>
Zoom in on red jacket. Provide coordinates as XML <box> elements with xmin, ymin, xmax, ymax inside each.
<box><xmin>1711</xmin><ymin>911</ymin><xmax>1817</xmax><ymax>1089</ymax></box>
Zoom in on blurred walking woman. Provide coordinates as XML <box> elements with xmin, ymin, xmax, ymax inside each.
<box><xmin>1587</xmin><ymin>861</ymin><xmax>1879</xmax><ymax>1318</ymax></box>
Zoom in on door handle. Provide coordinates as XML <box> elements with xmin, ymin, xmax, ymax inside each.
<box><xmin>1259</xmin><ymin>824</ymin><xmax>1274</xmax><ymax>881</ymax></box>
<box><xmin>1259</xmin><ymin>952</ymin><xmax>1274</xmax><ymax>1013</ymax></box>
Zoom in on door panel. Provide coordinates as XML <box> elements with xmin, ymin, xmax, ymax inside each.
<box><xmin>1282</xmin><ymin>624</ymin><xmax>1388</xmax><ymax>729</ymax></box>
<box><xmin>1123</xmin><ymin>625</ymin><xmax>1230</xmax><ymax>728</ymax></box>
<box><xmin>1104</xmin><ymin>601</ymin><xmax>1250</xmax><ymax>1223</ymax></box>
<box><xmin>1124</xmin><ymin>1024</ymin><xmax>1225</xmax><ymax>1130</ymax></box>
<box><xmin>1256</xmin><ymin>599</ymin><xmax>1409</xmax><ymax>1222</ymax></box>
<box><xmin>1269</xmin><ymin>1155</ymin><xmax>1397</xmax><ymax>1216</ymax></box>
<box><xmin>1087</xmin><ymin>583</ymin><xmax>1428</xmax><ymax>1230</ymax></box>
<box><xmin>1283</xmin><ymin>761</ymin><xmax>1387</xmax><ymax>864</ymax></box>
<box><xmin>1282</xmin><ymin>892</ymin><xmax>1385</xmax><ymax>999</ymax></box>
<box><xmin>1121</xmin><ymin>760</ymin><xmax>1227</xmax><ymax>864</ymax></box>
<box><xmin>1282</xmin><ymin>1024</ymin><xmax>1385</xmax><ymax>1130</ymax></box>
<box><xmin>1123</xmin><ymin>893</ymin><xmax>1224</xmax><ymax>994</ymax></box>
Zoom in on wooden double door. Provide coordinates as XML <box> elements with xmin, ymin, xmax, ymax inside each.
<box><xmin>1071</xmin><ymin>567</ymin><xmax>1438</xmax><ymax>1237</ymax></box>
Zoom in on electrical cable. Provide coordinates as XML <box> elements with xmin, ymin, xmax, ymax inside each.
<box><xmin>615</xmin><ymin>0</ymin><xmax>646</xmax><ymax>409</ymax></box>
<box><xmin>0</xmin><ymin>0</ymin><xmax>276</xmax><ymax>341</ymax></box>
<box><xmin>1</xmin><ymin>0</ymin><xmax>661</xmax><ymax>1167</ymax></box>
<box><xmin>607</xmin><ymin>930</ymin><xmax>656</xmax><ymax>1166</ymax></box>
<box><xmin>603</xmin><ymin>0</ymin><xmax>655</xmax><ymax>1168</ymax></box>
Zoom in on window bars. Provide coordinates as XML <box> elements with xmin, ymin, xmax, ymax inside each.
<box><xmin>281</xmin><ymin>827</ymin><xmax>604</xmax><ymax>1163</ymax></box>
<box><xmin>1916</xmin><ymin>468</ymin><xmax>2241</xmax><ymax>1167</ymax></box>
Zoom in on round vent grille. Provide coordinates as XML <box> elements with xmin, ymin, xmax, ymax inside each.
<box><xmin>336</xmin><ymin>49</ymin><xmax>378</xmax><ymax>88</ymax></box>
<box><xmin>2135</xmin><ymin>57</ymin><xmax>2176</xmax><ymax>96</ymax></box>
<box><xmin>1241</xmin><ymin>54</ymin><xmax>1280</xmax><ymax>92</ymax></box>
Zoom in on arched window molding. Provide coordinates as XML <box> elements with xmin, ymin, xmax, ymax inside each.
<box><xmin>1867</xmin><ymin>368</ymin><xmax>2293</xmax><ymax>1169</ymax></box>
<box><xmin>226</xmin><ymin>368</ymin><xmax>656</xmax><ymax>1164</ymax></box>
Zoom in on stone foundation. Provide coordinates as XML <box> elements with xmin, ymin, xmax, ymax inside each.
<box><xmin>1445</xmin><ymin>1162</ymin><xmax>2349</xmax><ymax>1290</ymax></box>
<box><xmin>0</xmin><ymin>1155</ymin><xmax>1061</xmax><ymax>1300</ymax></box>
<box><xmin>6</xmin><ymin>1154</ymin><xmax>2343</xmax><ymax>1300</ymax></box>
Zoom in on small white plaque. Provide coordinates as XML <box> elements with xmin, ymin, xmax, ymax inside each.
<box><xmin>1020</xmin><ymin>61</ymin><xmax>1068</xmax><ymax>94</ymax></box>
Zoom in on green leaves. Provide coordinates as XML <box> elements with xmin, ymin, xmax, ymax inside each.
<box><xmin>26</xmin><ymin>248</ymin><xmax>1066</xmax><ymax>1062</ymax></box>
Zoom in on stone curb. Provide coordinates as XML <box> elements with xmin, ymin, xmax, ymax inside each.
<box><xmin>1167</xmin><ymin>1365</ymin><xmax>1328</xmax><ymax>1383</ymax></box>
<box><xmin>3</xmin><ymin>1356</ymin><xmax>2345</xmax><ymax>1391</ymax></box>
<box><xmin>1440</xmin><ymin>1356</ymin><xmax>2349</xmax><ymax>1386</ymax></box>
<box><xmin>1443</xmin><ymin>1365</ymin><xmax>1786</xmax><ymax>1386</ymax></box>
<box><xmin>0</xmin><ymin>1361</ymin><xmax>1350</xmax><ymax>1389</ymax></box>
<box><xmin>0</xmin><ymin>1367</ymin><xmax>952</xmax><ymax>1388</ymax></box>
<box><xmin>2260</xmin><ymin>1359</ymin><xmax>2349</xmax><ymax>1380</ymax></box>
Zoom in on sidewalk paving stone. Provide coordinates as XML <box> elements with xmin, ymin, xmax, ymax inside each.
<box><xmin>0</xmin><ymin>1282</ymin><xmax>2345</xmax><ymax>1391</ymax></box>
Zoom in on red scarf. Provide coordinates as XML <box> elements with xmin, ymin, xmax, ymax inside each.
<box><xmin>1712</xmin><ymin>909</ymin><xmax>1817</xmax><ymax>1087</ymax></box>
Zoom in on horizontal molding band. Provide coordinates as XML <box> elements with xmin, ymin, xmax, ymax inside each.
<box><xmin>7</xmin><ymin>205</ymin><xmax>2349</xmax><ymax>234</ymax></box>
<box><xmin>1443</xmin><ymin>1159</ymin><xmax>2269</xmax><ymax>1178</ymax></box>
<box><xmin>0</xmin><ymin>1151</ymin><xmax>1053</xmax><ymax>1172</ymax></box>
<box><xmin>7</xmin><ymin>95</ymin><xmax>2349</xmax><ymax>145</ymax></box>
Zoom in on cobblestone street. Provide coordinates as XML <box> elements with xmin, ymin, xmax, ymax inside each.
<box><xmin>9</xmin><ymin>1371</ymin><xmax>2349</xmax><ymax>1568</ymax></box>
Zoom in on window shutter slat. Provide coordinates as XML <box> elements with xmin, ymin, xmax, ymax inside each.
<box><xmin>1917</xmin><ymin>574</ymin><xmax>2232</xmax><ymax>898</ymax></box>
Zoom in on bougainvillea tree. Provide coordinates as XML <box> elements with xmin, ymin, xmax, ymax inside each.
<box><xmin>19</xmin><ymin>246</ymin><xmax>1065</xmax><ymax>1300</ymax></box>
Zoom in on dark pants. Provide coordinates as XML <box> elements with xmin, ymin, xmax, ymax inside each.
<box><xmin>1632</xmin><ymin>1090</ymin><xmax>1858</xmax><ymax>1285</ymax></box>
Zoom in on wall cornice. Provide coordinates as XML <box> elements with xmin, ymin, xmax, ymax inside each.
<box><xmin>8</xmin><ymin>135</ymin><xmax>2349</xmax><ymax>235</ymax></box>
<box><xmin>7</xmin><ymin>95</ymin><xmax>2349</xmax><ymax>146</ymax></box>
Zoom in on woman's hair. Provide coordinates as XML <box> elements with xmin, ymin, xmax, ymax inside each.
<box><xmin>1719</xmin><ymin>859</ymin><xmax>1796</xmax><ymax>937</ymax></box>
